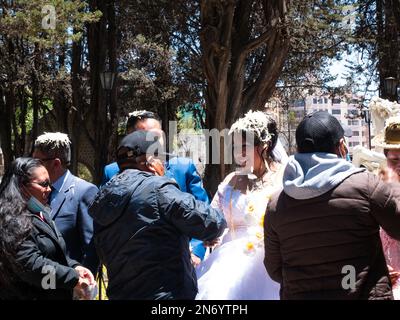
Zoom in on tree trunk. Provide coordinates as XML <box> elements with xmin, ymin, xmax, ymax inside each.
<box><xmin>87</xmin><ymin>0</ymin><xmax>115</xmax><ymax>185</ymax></box>
<box><xmin>0</xmin><ymin>88</ymin><xmax>14</xmax><ymax>172</ymax></box>
<box><xmin>106</xmin><ymin>0</ymin><xmax>119</xmax><ymax>163</ymax></box>
<box><xmin>200</xmin><ymin>0</ymin><xmax>291</xmax><ymax>196</ymax></box>
<box><xmin>70</xmin><ymin>29</ymin><xmax>84</xmax><ymax>175</ymax></box>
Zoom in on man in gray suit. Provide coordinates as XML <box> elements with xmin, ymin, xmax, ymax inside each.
<box><xmin>33</xmin><ymin>132</ymin><xmax>99</xmax><ymax>275</ymax></box>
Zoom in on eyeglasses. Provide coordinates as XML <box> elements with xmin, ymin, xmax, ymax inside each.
<box><xmin>30</xmin><ymin>180</ymin><xmax>52</xmax><ymax>188</ymax></box>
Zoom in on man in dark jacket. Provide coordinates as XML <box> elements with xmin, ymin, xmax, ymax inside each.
<box><xmin>89</xmin><ymin>130</ymin><xmax>226</xmax><ymax>300</ymax></box>
<box><xmin>264</xmin><ymin>111</ymin><xmax>400</xmax><ymax>300</ymax></box>
<box><xmin>101</xmin><ymin>110</ymin><xmax>210</xmax><ymax>265</ymax></box>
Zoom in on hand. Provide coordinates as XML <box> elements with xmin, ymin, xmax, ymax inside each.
<box><xmin>73</xmin><ymin>269</ymin><xmax>98</xmax><ymax>300</ymax></box>
<box><xmin>73</xmin><ymin>276</ymin><xmax>91</xmax><ymax>300</ymax></box>
<box><xmin>191</xmin><ymin>253</ymin><xmax>201</xmax><ymax>268</ymax></box>
<box><xmin>74</xmin><ymin>266</ymin><xmax>95</xmax><ymax>286</ymax></box>
<box><xmin>203</xmin><ymin>238</ymin><xmax>221</xmax><ymax>248</ymax></box>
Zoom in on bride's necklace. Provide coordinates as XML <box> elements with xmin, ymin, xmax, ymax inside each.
<box><xmin>228</xmin><ymin>168</ymin><xmax>269</xmax><ymax>239</ymax></box>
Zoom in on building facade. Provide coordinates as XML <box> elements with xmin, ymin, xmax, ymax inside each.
<box><xmin>266</xmin><ymin>93</ymin><xmax>372</xmax><ymax>156</ymax></box>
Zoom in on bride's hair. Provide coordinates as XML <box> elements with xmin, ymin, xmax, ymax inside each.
<box><xmin>229</xmin><ymin>110</ymin><xmax>278</xmax><ymax>161</ymax></box>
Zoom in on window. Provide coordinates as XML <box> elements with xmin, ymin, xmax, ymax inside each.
<box><xmin>313</xmin><ymin>98</ymin><xmax>318</xmax><ymax>104</ymax></box>
<box><xmin>353</xmin><ymin>131</ymin><xmax>359</xmax><ymax>136</ymax></box>
<box><xmin>318</xmin><ymin>98</ymin><xmax>323</xmax><ymax>104</ymax></box>
<box><xmin>294</xmin><ymin>99</ymin><xmax>305</xmax><ymax>107</ymax></box>
<box><xmin>348</xmin><ymin>142</ymin><xmax>353</xmax><ymax>147</ymax></box>
<box><xmin>348</xmin><ymin>109</ymin><xmax>358</xmax><ymax>116</ymax></box>
<box><xmin>324</xmin><ymin>98</ymin><xmax>328</xmax><ymax>104</ymax></box>
<box><xmin>333</xmin><ymin>98</ymin><xmax>341</xmax><ymax>104</ymax></box>
<box><xmin>348</xmin><ymin>120</ymin><xmax>359</xmax><ymax>126</ymax></box>
<box><xmin>353</xmin><ymin>141</ymin><xmax>360</xmax><ymax>146</ymax></box>
<box><xmin>332</xmin><ymin>109</ymin><xmax>341</xmax><ymax>115</ymax></box>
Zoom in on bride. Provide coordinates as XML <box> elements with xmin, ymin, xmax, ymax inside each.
<box><xmin>196</xmin><ymin>111</ymin><xmax>285</xmax><ymax>300</ymax></box>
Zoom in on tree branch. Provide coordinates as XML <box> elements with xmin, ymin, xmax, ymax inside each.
<box><xmin>242</xmin><ymin>30</ymin><xmax>273</xmax><ymax>54</ymax></box>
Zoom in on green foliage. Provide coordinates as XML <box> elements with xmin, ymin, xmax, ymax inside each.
<box><xmin>288</xmin><ymin>110</ymin><xmax>296</xmax><ymax>124</ymax></box>
<box><xmin>178</xmin><ymin>103</ymin><xmax>206</xmax><ymax>130</ymax></box>
<box><xmin>279</xmin><ymin>1</ymin><xmax>354</xmax><ymax>92</ymax></box>
<box><xmin>177</xmin><ymin>110</ymin><xmax>196</xmax><ymax>133</ymax></box>
<box><xmin>77</xmin><ymin>162</ymin><xmax>93</xmax><ymax>183</ymax></box>
<box><xmin>0</xmin><ymin>0</ymin><xmax>101</xmax><ymax>48</ymax></box>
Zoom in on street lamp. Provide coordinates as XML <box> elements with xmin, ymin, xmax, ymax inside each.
<box><xmin>384</xmin><ymin>77</ymin><xmax>397</xmax><ymax>100</ymax></box>
<box><xmin>360</xmin><ymin>107</ymin><xmax>372</xmax><ymax>150</ymax></box>
<box><xmin>98</xmin><ymin>70</ymin><xmax>117</xmax><ymax>300</ymax></box>
<box><xmin>345</xmin><ymin>103</ymin><xmax>372</xmax><ymax>150</ymax></box>
<box><xmin>100</xmin><ymin>71</ymin><xmax>117</xmax><ymax>91</ymax></box>
<box><xmin>100</xmin><ymin>70</ymin><xmax>117</xmax><ymax>119</ymax></box>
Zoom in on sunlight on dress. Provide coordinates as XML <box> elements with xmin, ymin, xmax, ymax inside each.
<box><xmin>196</xmin><ymin>168</ymin><xmax>283</xmax><ymax>300</ymax></box>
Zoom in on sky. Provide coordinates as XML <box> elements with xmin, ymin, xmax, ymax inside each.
<box><xmin>328</xmin><ymin>51</ymin><xmax>379</xmax><ymax>102</ymax></box>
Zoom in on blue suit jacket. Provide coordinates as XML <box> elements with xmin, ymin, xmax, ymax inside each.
<box><xmin>101</xmin><ymin>157</ymin><xmax>210</xmax><ymax>259</ymax></box>
<box><xmin>50</xmin><ymin>171</ymin><xmax>99</xmax><ymax>274</ymax></box>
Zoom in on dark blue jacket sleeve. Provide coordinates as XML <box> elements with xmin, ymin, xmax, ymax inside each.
<box><xmin>77</xmin><ymin>182</ymin><xmax>100</xmax><ymax>275</ymax></box>
<box><xmin>166</xmin><ymin>158</ymin><xmax>211</xmax><ymax>260</ymax></box>
<box><xmin>158</xmin><ymin>182</ymin><xmax>227</xmax><ymax>241</ymax></box>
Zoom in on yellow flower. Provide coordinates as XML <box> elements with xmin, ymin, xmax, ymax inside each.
<box><xmin>246</xmin><ymin>203</ymin><xmax>255</xmax><ymax>214</ymax></box>
<box><xmin>246</xmin><ymin>241</ymin><xmax>255</xmax><ymax>252</ymax></box>
<box><xmin>259</xmin><ymin>214</ymin><xmax>265</xmax><ymax>227</ymax></box>
<box><xmin>256</xmin><ymin>231</ymin><xmax>263</xmax><ymax>240</ymax></box>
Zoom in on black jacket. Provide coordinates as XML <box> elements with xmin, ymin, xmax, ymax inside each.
<box><xmin>89</xmin><ymin>169</ymin><xmax>226</xmax><ymax>300</ymax></box>
<box><xmin>1</xmin><ymin>211</ymin><xmax>80</xmax><ymax>300</ymax></box>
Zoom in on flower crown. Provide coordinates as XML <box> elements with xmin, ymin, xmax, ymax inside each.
<box><xmin>229</xmin><ymin>110</ymin><xmax>274</xmax><ymax>145</ymax></box>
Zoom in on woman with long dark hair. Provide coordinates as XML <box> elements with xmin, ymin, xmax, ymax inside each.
<box><xmin>196</xmin><ymin>111</ymin><xmax>285</xmax><ymax>300</ymax></box>
<box><xmin>0</xmin><ymin>157</ymin><xmax>95</xmax><ymax>300</ymax></box>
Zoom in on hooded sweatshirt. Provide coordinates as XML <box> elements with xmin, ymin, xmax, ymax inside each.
<box><xmin>283</xmin><ymin>152</ymin><xmax>365</xmax><ymax>200</ymax></box>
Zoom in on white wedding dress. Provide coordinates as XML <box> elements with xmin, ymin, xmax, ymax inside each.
<box><xmin>196</xmin><ymin>169</ymin><xmax>282</xmax><ymax>300</ymax></box>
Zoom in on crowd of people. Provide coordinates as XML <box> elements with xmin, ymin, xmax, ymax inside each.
<box><xmin>1</xmin><ymin>109</ymin><xmax>400</xmax><ymax>300</ymax></box>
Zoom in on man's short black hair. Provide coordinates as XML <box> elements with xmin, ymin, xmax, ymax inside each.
<box><xmin>126</xmin><ymin>111</ymin><xmax>161</xmax><ymax>131</ymax></box>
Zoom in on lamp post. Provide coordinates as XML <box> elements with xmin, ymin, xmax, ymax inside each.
<box><xmin>345</xmin><ymin>103</ymin><xmax>371</xmax><ymax>150</ymax></box>
<box><xmin>361</xmin><ymin>107</ymin><xmax>372</xmax><ymax>150</ymax></box>
<box><xmin>98</xmin><ymin>70</ymin><xmax>117</xmax><ymax>300</ymax></box>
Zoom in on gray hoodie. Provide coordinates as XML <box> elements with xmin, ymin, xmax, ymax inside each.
<box><xmin>283</xmin><ymin>152</ymin><xmax>365</xmax><ymax>200</ymax></box>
